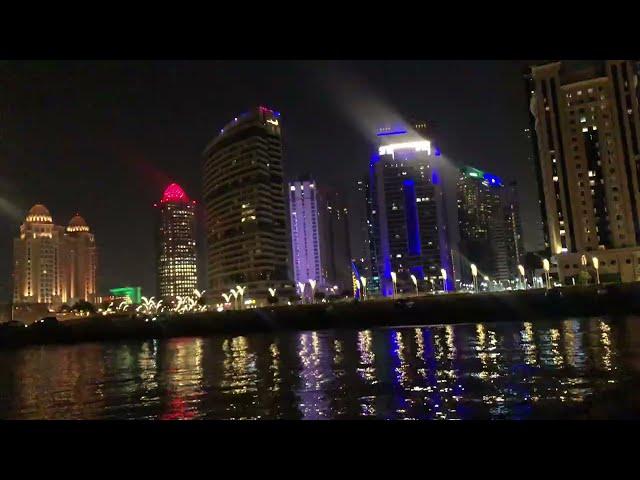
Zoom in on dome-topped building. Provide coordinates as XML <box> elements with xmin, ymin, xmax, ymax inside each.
<box><xmin>67</xmin><ymin>214</ymin><xmax>90</xmax><ymax>233</ymax></box>
<box><xmin>13</xmin><ymin>205</ymin><xmax>97</xmax><ymax>312</ymax></box>
<box><xmin>25</xmin><ymin>204</ymin><xmax>53</xmax><ymax>223</ymax></box>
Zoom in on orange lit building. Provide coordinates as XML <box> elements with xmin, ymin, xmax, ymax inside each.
<box><xmin>13</xmin><ymin>204</ymin><xmax>97</xmax><ymax>311</ymax></box>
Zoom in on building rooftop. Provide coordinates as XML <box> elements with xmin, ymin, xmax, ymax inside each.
<box><xmin>161</xmin><ymin>183</ymin><xmax>190</xmax><ymax>204</ymax></box>
<box><xmin>25</xmin><ymin>204</ymin><xmax>52</xmax><ymax>223</ymax></box>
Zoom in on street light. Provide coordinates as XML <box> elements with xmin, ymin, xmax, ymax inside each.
<box><xmin>441</xmin><ymin>268</ymin><xmax>448</xmax><ymax>293</ymax></box>
<box><xmin>235</xmin><ymin>285</ymin><xmax>246</xmax><ymax>310</ymax></box>
<box><xmin>390</xmin><ymin>271</ymin><xmax>397</xmax><ymax>299</ymax></box>
<box><xmin>229</xmin><ymin>288</ymin><xmax>239</xmax><ymax>310</ymax></box>
<box><xmin>517</xmin><ymin>264</ymin><xmax>526</xmax><ymax>290</ymax></box>
<box><xmin>221</xmin><ymin>293</ymin><xmax>231</xmax><ymax>308</ymax></box>
<box><xmin>268</xmin><ymin>287</ymin><xmax>277</xmax><ymax>298</ymax></box>
<box><xmin>542</xmin><ymin>258</ymin><xmax>550</xmax><ymax>289</ymax></box>
<box><xmin>359</xmin><ymin>276</ymin><xmax>367</xmax><ymax>301</ymax></box>
<box><xmin>593</xmin><ymin>257</ymin><xmax>600</xmax><ymax>285</ymax></box>
<box><xmin>410</xmin><ymin>274</ymin><xmax>418</xmax><ymax>296</ymax></box>
<box><xmin>470</xmin><ymin>264</ymin><xmax>478</xmax><ymax>293</ymax></box>
<box><xmin>297</xmin><ymin>282</ymin><xmax>306</xmax><ymax>303</ymax></box>
<box><xmin>309</xmin><ymin>279</ymin><xmax>317</xmax><ymax>303</ymax></box>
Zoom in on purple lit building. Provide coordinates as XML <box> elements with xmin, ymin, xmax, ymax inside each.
<box><xmin>366</xmin><ymin>122</ymin><xmax>453</xmax><ymax>296</ymax></box>
<box><xmin>289</xmin><ymin>178</ymin><xmax>323</xmax><ymax>289</ymax></box>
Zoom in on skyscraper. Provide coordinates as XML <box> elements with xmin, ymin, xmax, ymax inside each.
<box><xmin>354</xmin><ymin>177</ymin><xmax>377</xmax><ymax>294</ymax></box>
<box><xmin>203</xmin><ymin>106</ymin><xmax>291</xmax><ymax>304</ymax></box>
<box><xmin>155</xmin><ymin>183</ymin><xmax>197</xmax><ymax>300</ymax></box>
<box><xmin>503</xmin><ymin>181</ymin><xmax>525</xmax><ymax>278</ymax></box>
<box><xmin>65</xmin><ymin>214</ymin><xmax>97</xmax><ymax>302</ymax></box>
<box><xmin>527</xmin><ymin>60</ymin><xmax>640</xmax><ymax>284</ymax></box>
<box><xmin>289</xmin><ymin>178</ymin><xmax>323</xmax><ymax>288</ymax></box>
<box><xmin>456</xmin><ymin>166</ymin><xmax>520</xmax><ymax>284</ymax></box>
<box><xmin>317</xmin><ymin>186</ymin><xmax>352</xmax><ymax>291</ymax></box>
<box><xmin>366</xmin><ymin>123</ymin><xmax>453</xmax><ymax>295</ymax></box>
<box><xmin>13</xmin><ymin>204</ymin><xmax>97</xmax><ymax>310</ymax></box>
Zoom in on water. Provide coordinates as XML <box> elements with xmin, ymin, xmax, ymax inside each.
<box><xmin>1</xmin><ymin>316</ymin><xmax>640</xmax><ymax>419</ymax></box>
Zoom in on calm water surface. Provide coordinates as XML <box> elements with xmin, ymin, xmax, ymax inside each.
<box><xmin>2</xmin><ymin>316</ymin><xmax>640</xmax><ymax>419</ymax></box>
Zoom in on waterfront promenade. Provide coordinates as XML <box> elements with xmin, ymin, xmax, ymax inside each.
<box><xmin>2</xmin><ymin>283</ymin><xmax>640</xmax><ymax>348</ymax></box>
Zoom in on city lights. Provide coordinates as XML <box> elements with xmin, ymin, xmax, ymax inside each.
<box><xmin>7</xmin><ymin>59</ymin><xmax>640</xmax><ymax>422</ymax></box>
<box><xmin>471</xmin><ymin>264</ymin><xmax>478</xmax><ymax>293</ymax></box>
<box><xmin>410</xmin><ymin>274</ymin><xmax>418</xmax><ymax>296</ymax></box>
<box><xmin>308</xmin><ymin>279</ymin><xmax>316</xmax><ymax>303</ymax></box>
<box><xmin>543</xmin><ymin>258</ymin><xmax>551</xmax><ymax>289</ymax></box>
<box><xmin>390</xmin><ymin>272</ymin><xmax>397</xmax><ymax>299</ymax></box>
<box><xmin>378</xmin><ymin>140</ymin><xmax>431</xmax><ymax>157</ymax></box>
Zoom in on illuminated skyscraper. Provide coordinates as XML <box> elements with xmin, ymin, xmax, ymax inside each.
<box><xmin>203</xmin><ymin>107</ymin><xmax>291</xmax><ymax>303</ymax></box>
<box><xmin>155</xmin><ymin>183</ymin><xmax>197</xmax><ymax>299</ymax></box>
<box><xmin>527</xmin><ymin>60</ymin><xmax>640</xmax><ymax>283</ymax></box>
<box><xmin>289</xmin><ymin>178</ymin><xmax>322</xmax><ymax>287</ymax></box>
<box><xmin>366</xmin><ymin>123</ymin><xmax>453</xmax><ymax>295</ymax></box>
<box><xmin>457</xmin><ymin>166</ymin><xmax>513</xmax><ymax>283</ymax></box>
<box><xmin>13</xmin><ymin>204</ymin><xmax>97</xmax><ymax>309</ymax></box>
<box><xmin>65</xmin><ymin>214</ymin><xmax>97</xmax><ymax>302</ymax></box>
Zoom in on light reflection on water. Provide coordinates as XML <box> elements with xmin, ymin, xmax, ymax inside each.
<box><xmin>0</xmin><ymin>316</ymin><xmax>639</xmax><ymax>419</ymax></box>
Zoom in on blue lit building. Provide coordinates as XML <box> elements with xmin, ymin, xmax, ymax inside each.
<box><xmin>366</xmin><ymin>123</ymin><xmax>454</xmax><ymax>296</ymax></box>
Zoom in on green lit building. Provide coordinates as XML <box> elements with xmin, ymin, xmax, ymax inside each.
<box><xmin>109</xmin><ymin>286</ymin><xmax>142</xmax><ymax>304</ymax></box>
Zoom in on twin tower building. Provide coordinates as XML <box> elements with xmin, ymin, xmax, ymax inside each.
<box><xmin>13</xmin><ymin>205</ymin><xmax>96</xmax><ymax>307</ymax></box>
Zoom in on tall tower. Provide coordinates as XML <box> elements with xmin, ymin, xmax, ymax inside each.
<box><xmin>13</xmin><ymin>204</ymin><xmax>67</xmax><ymax>306</ymax></box>
<box><xmin>203</xmin><ymin>106</ymin><xmax>291</xmax><ymax>303</ymax></box>
<box><xmin>289</xmin><ymin>178</ymin><xmax>323</xmax><ymax>287</ymax></box>
<box><xmin>456</xmin><ymin>166</ymin><xmax>510</xmax><ymax>283</ymax></box>
<box><xmin>503</xmin><ymin>181</ymin><xmax>525</xmax><ymax>278</ymax></box>
<box><xmin>65</xmin><ymin>214</ymin><xmax>97</xmax><ymax>303</ymax></box>
<box><xmin>528</xmin><ymin>60</ymin><xmax>640</xmax><ymax>284</ymax></box>
<box><xmin>317</xmin><ymin>186</ymin><xmax>352</xmax><ymax>291</ymax></box>
<box><xmin>155</xmin><ymin>183</ymin><xmax>197</xmax><ymax>300</ymax></box>
<box><xmin>367</xmin><ymin>123</ymin><xmax>453</xmax><ymax>295</ymax></box>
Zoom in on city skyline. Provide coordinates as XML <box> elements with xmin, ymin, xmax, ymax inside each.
<box><xmin>1</xmin><ymin>61</ymin><xmax>547</xmax><ymax>299</ymax></box>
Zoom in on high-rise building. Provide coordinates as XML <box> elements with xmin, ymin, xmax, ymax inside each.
<box><xmin>354</xmin><ymin>177</ymin><xmax>377</xmax><ymax>294</ymax></box>
<box><xmin>65</xmin><ymin>214</ymin><xmax>97</xmax><ymax>302</ymax></box>
<box><xmin>366</xmin><ymin>123</ymin><xmax>453</xmax><ymax>295</ymax></box>
<box><xmin>155</xmin><ymin>183</ymin><xmax>197</xmax><ymax>300</ymax></box>
<box><xmin>503</xmin><ymin>181</ymin><xmax>525</xmax><ymax>278</ymax></box>
<box><xmin>317</xmin><ymin>186</ymin><xmax>352</xmax><ymax>291</ymax></box>
<box><xmin>13</xmin><ymin>204</ymin><xmax>97</xmax><ymax>310</ymax></box>
<box><xmin>456</xmin><ymin>166</ymin><xmax>522</xmax><ymax>284</ymax></box>
<box><xmin>527</xmin><ymin>60</ymin><xmax>640</xmax><ymax>284</ymax></box>
<box><xmin>289</xmin><ymin>178</ymin><xmax>323</xmax><ymax>288</ymax></box>
<box><xmin>203</xmin><ymin>106</ymin><xmax>291</xmax><ymax>304</ymax></box>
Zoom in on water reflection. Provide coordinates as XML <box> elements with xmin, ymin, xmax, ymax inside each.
<box><xmin>0</xmin><ymin>316</ymin><xmax>636</xmax><ymax>419</ymax></box>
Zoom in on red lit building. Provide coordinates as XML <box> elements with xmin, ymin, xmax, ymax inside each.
<box><xmin>155</xmin><ymin>183</ymin><xmax>198</xmax><ymax>300</ymax></box>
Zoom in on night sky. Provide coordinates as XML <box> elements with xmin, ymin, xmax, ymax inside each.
<box><xmin>0</xmin><ymin>60</ymin><xmax>543</xmax><ymax>301</ymax></box>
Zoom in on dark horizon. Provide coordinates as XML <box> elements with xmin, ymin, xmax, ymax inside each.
<box><xmin>0</xmin><ymin>60</ymin><xmax>543</xmax><ymax>301</ymax></box>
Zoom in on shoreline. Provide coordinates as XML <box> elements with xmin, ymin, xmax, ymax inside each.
<box><xmin>2</xmin><ymin>283</ymin><xmax>640</xmax><ymax>348</ymax></box>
